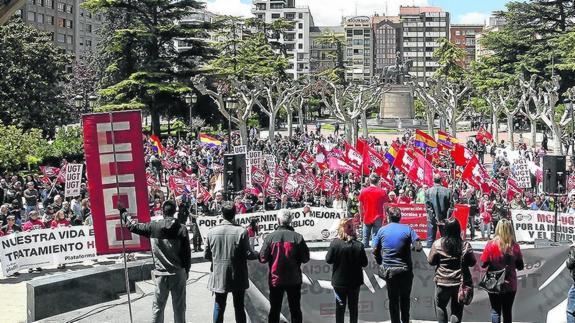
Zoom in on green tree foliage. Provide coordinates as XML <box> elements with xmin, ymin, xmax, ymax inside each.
<box><xmin>433</xmin><ymin>38</ymin><xmax>466</xmax><ymax>80</ymax></box>
<box><xmin>83</xmin><ymin>0</ymin><xmax>215</xmax><ymax>136</ymax></box>
<box><xmin>315</xmin><ymin>30</ymin><xmax>346</xmax><ymax>84</ymax></box>
<box><xmin>209</xmin><ymin>25</ymin><xmax>288</xmax><ymax>79</ymax></box>
<box><xmin>48</xmin><ymin>127</ymin><xmax>84</xmax><ymax>159</ymax></box>
<box><xmin>473</xmin><ymin>0</ymin><xmax>575</xmax><ymax>90</ymax></box>
<box><xmin>0</xmin><ymin>125</ymin><xmax>47</xmax><ymax>171</ymax></box>
<box><xmin>0</xmin><ymin>19</ymin><xmax>71</xmax><ymax>135</ymax></box>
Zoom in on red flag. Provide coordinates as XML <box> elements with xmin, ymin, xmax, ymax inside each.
<box><xmin>197</xmin><ymin>185</ymin><xmax>212</xmax><ymax>203</ymax></box>
<box><xmin>315</xmin><ymin>144</ymin><xmax>329</xmax><ymax>169</ymax></box>
<box><xmin>392</xmin><ymin>148</ymin><xmax>414</xmax><ymax>175</ymax></box>
<box><xmin>40</xmin><ymin>166</ymin><xmax>61</xmax><ymax>178</ymax></box>
<box><xmin>407</xmin><ymin>151</ymin><xmax>435</xmax><ymax>187</ymax></box>
<box><xmin>343</xmin><ymin>141</ymin><xmax>363</xmax><ymax>170</ymax></box>
<box><xmin>275</xmin><ymin>165</ymin><xmax>289</xmax><ymax>181</ymax></box>
<box><xmin>297</xmin><ymin>149</ymin><xmax>315</xmax><ymax>164</ymax></box>
<box><xmin>451</xmin><ymin>143</ymin><xmax>474</xmax><ymax>167</ymax></box>
<box><xmin>476</xmin><ymin>127</ymin><xmax>493</xmax><ymax>144</ymax></box>
<box><xmin>328</xmin><ymin>157</ymin><xmax>359</xmax><ymax>174</ymax></box>
<box><xmin>251</xmin><ymin>166</ymin><xmax>271</xmax><ymax>189</ymax></box>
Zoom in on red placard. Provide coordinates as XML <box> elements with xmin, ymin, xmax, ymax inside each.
<box><xmin>384</xmin><ymin>203</ymin><xmax>469</xmax><ymax>240</ymax></box>
<box><xmin>83</xmin><ymin>111</ymin><xmax>151</xmax><ymax>255</ymax></box>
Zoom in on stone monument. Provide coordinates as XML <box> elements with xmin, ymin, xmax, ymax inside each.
<box><xmin>379</xmin><ymin>53</ymin><xmax>415</xmax><ymax>119</ymax></box>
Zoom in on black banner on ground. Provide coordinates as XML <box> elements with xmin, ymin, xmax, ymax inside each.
<box><xmin>246</xmin><ymin>246</ymin><xmax>571</xmax><ymax>322</ymax></box>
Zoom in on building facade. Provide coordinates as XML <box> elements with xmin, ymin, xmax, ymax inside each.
<box><xmin>18</xmin><ymin>0</ymin><xmax>102</xmax><ymax>56</ymax></box>
<box><xmin>399</xmin><ymin>6</ymin><xmax>450</xmax><ymax>85</ymax></box>
<box><xmin>450</xmin><ymin>24</ymin><xmax>483</xmax><ymax>68</ymax></box>
<box><xmin>252</xmin><ymin>0</ymin><xmax>314</xmax><ymax>79</ymax></box>
<box><xmin>475</xmin><ymin>15</ymin><xmax>506</xmax><ymax>60</ymax></box>
<box><xmin>343</xmin><ymin>16</ymin><xmax>373</xmax><ymax>82</ymax></box>
<box><xmin>372</xmin><ymin>15</ymin><xmax>402</xmax><ymax>77</ymax></box>
<box><xmin>309</xmin><ymin>25</ymin><xmax>345</xmax><ymax>76</ymax></box>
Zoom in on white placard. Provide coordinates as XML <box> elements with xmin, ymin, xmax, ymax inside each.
<box><xmin>64</xmin><ymin>163</ymin><xmax>84</xmax><ymax>197</ymax></box>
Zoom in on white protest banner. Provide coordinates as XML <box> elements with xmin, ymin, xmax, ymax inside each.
<box><xmin>265</xmin><ymin>154</ymin><xmax>276</xmax><ymax>172</ymax></box>
<box><xmin>197</xmin><ymin>207</ymin><xmax>345</xmax><ymax>242</ymax></box>
<box><xmin>511</xmin><ymin>209</ymin><xmax>575</xmax><ymax>242</ymax></box>
<box><xmin>512</xmin><ymin>158</ymin><xmax>531</xmax><ymax>188</ymax></box>
<box><xmin>0</xmin><ymin>226</ymin><xmax>96</xmax><ymax>276</ymax></box>
<box><xmin>233</xmin><ymin>145</ymin><xmax>247</xmax><ymax>154</ymax></box>
<box><xmin>64</xmin><ymin>163</ymin><xmax>84</xmax><ymax>197</ymax></box>
<box><xmin>246</xmin><ymin>151</ymin><xmax>263</xmax><ymax>188</ymax></box>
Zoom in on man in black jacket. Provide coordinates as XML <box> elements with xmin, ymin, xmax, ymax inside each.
<box><xmin>425</xmin><ymin>175</ymin><xmax>452</xmax><ymax>248</ymax></box>
<box><xmin>121</xmin><ymin>200</ymin><xmax>191</xmax><ymax>323</ymax></box>
<box><xmin>260</xmin><ymin>210</ymin><xmax>310</xmax><ymax>323</ymax></box>
<box><xmin>566</xmin><ymin>247</ymin><xmax>575</xmax><ymax>323</ymax></box>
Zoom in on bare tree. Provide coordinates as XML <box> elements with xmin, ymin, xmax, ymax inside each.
<box><xmin>504</xmin><ymin>85</ymin><xmax>522</xmax><ymax>150</ymax></box>
<box><xmin>413</xmin><ymin>81</ymin><xmax>439</xmax><ymax>136</ymax></box>
<box><xmin>519</xmin><ymin>74</ymin><xmax>541</xmax><ymax>148</ymax></box>
<box><xmin>485</xmin><ymin>87</ymin><xmax>515</xmax><ymax>144</ymax></box>
<box><xmin>530</xmin><ymin>75</ymin><xmax>567</xmax><ymax>154</ymax></box>
<box><xmin>434</xmin><ymin>77</ymin><xmax>473</xmax><ymax>136</ymax></box>
<box><xmin>285</xmin><ymin>81</ymin><xmax>311</xmax><ymax>138</ymax></box>
<box><xmin>257</xmin><ymin>77</ymin><xmax>302</xmax><ymax>142</ymax></box>
<box><xmin>319</xmin><ymin>79</ymin><xmax>388</xmax><ymax>144</ymax></box>
<box><xmin>194</xmin><ymin>75</ymin><xmax>263</xmax><ymax>145</ymax></box>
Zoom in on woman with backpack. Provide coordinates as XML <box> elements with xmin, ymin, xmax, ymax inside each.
<box><xmin>428</xmin><ymin>218</ymin><xmax>476</xmax><ymax>323</ymax></box>
<box><xmin>480</xmin><ymin>219</ymin><xmax>524</xmax><ymax>323</ymax></box>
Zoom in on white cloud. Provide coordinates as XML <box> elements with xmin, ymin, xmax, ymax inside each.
<box><xmin>206</xmin><ymin>0</ymin><xmax>252</xmax><ymax>17</ymax></box>
<box><xmin>456</xmin><ymin>12</ymin><xmax>489</xmax><ymax>25</ymax></box>
<box><xmin>206</xmin><ymin>0</ymin><xmax>430</xmax><ymax>26</ymax></box>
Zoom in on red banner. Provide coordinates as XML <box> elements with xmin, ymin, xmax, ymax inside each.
<box><xmin>384</xmin><ymin>204</ymin><xmax>469</xmax><ymax>240</ymax></box>
<box><xmin>83</xmin><ymin>111</ymin><xmax>151</xmax><ymax>255</ymax></box>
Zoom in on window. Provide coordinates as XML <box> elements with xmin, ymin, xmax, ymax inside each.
<box><xmin>47</xmin><ymin>15</ymin><xmax>54</xmax><ymax>25</ymax></box>
<box><xmin>86</xmin><ymin>24</ymin><xmax>92</xmax><ymax>32</ymax></box>
<box><xmin>353</xmin><ymin>30</ymin><xmax>362</xmax><ymax>35</ymax></box>
<box><xmin>45</xmin><ymin>0</ymin><xmax>53</xmax><ymax>8</ymax></box>
<box><xmin>27</xmin><ymin>11</ymin><xmax>35</xmax><ymax>22</ymax></box>
<box><xmin>66</xmin><ymin>35</ymin><xmax>73</xmax><ymax>44</ymax></box>
<box><xmin>66</xmin><ymin>4</ymin><xmax>73</xmax><ymax>13</ymax></box>
<box><xmin>28</xmin><ymin>0</ymin><xmax>36</xmax><ymax>5</ymax></box>
<box><xmin>66</xmin><ymin>20</ymin><xmax>72</xmax><ymax>28</ymax></box>
<box><xmin>271</xmin><ymin>13</ymin><xmax>280</xmax><ymax>19</ymax></box>
<box><xmin>455</xmin><ymin>30</ymin><xmax>461</xmax><ymax>36</ymax></box>
<box><xmin>298</xmin><ymin>13</ymin><xmax>303</xmax><ymax>19</ymax></box>
<box><xmin>37</xmin><ymin>13</ymin><xmax>43</xmax><ymax>23</ymax></box>
<box><xmin>298</xmin><ymin>33</ymin><xmax>303</xmax><ymax>39</ymax></box>
<box><xmin>57</xmin><ymin>33</ymin><xmax>65</xmax><ymax>43</ymax></box>
<box><xmin>57</xmin><ymin>2</ymin><xmax>64</xmax><ymax>11</ymax></box>
<box><xmin>297</xmin><ymin>53</ymin><xmax>304</xmax><ymax>59</ymax></box>
<box><xmin>298</xmin><ymin>43</ymin><xmax>303</xmax><ymax>49</ymax></box>
<box><xmin>57</xmin><ymin>18</ymin><xmax>64</xmax><ymax>27</ymax></box>
<box><xmin>86</xmin><ymin>39</ymin><xmax>92</xmax><ymax>47</ymax></box>
<box><xmin>298</xmin><ymin>23</ymin><xmax>303</xmax><ymax>29</ymax></box>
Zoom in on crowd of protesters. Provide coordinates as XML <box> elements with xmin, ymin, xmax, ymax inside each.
<box><xmin>2</xmin><ymin>122</ymin><xmax>575</xmax><ymax>322</ymax></box>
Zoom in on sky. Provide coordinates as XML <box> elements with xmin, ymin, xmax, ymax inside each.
<box><xmin>206</xmin><ymin>0</ymin><xmax>514</xmax><ymax>26</ymax></box>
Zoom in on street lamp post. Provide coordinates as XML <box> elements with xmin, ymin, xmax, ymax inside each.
<box><xmin>565</xmin><ymin>99</ymin><xmax>573</xmax><ymax>159</ymax></box>
<box><xmin>224</xmin><ymin>96</ymin><xmax>238</xmax><ymax>153</ymax></box>
<box><xmin>184</xmin><ymin>92</ymin><xmax>198</xmax><ymax>137</ymax></box>
<box><xmin>74</xmin><ymin>94</ymin><xmax>97</xmax><ymax>125</ymax></box>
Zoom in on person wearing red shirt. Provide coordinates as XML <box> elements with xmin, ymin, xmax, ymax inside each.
<box><xmin>397</xmin><ymin>190</ymin><xmax>412</xmax><ymax>204</ymax></box>
<box><xmin>23</xmin><ymin>211</ymin><xmax>45</xmax><ymax>273</ymax></box>
<box><xmin>51</xmin><ymin>210</ymin><xmax>71</xmax><ymax>228</ymax></box>
<box><xmin>358</xmin><ymin>174</ymin><xmax>389</xmax><ymax>247</ymax></box>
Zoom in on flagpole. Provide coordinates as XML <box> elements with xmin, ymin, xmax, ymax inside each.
<box><xmin>108</xmin><ymin>112</ymin><xmax>134</xmax><ymax>323</ymax></box>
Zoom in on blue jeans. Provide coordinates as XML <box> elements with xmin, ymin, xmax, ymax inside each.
<box><xmin>488</xmin><ymin>291</ymin><xmax>515</xmax><ymax>323</ymax></box>
<box><xmin>334</xmin><ymin>287</ymin><xmax>360</xmax><ymax>323</ymax></box>
<box><xmin>426</xmin><ymin>217</ymin><xmax>445</xmax><ymax>248</ymax></box>
<box><xmin>213</xmin><ymin>289</ymin><xmax>246</xmax><ymax>323</ymax></box>
<box><xmin>568</xmin><ymin>284</ymin><xmax>575</xmax><ymax>323</ymax></box>
<box><xmin>363</xmin><ymin>217</ymin><xmax>382</xmax><ymax>248</ymax></box>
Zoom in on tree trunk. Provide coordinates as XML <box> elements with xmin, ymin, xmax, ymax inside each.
<box><xmin>298</xmin><ymin>106</ymin><xmax>304</xmax><ymax>130</ymax></box>
<box><xmin>361</xmin><ymin>110</ymin><xmax>368</xmax><ymax>139</ymax></box>
<box><xmin>287</xmin><ymin>111</ymin><xmax>293</xmax><ymax>138</ymax></box>
<box><xmin>268</xmin><ymin>111</ymin><xmax>276</xmax><ymax>143</ymax></box>
<box><xmin>493</xmin><ymin>113</ymin><xmax>499</xmax><ymax>144</ymax></box>
<box><xmin>507</xmin><ymin>116</ymin><xmax>515</xmax><ymax>151</ymax></box>
<box><xmin>151</xmin><ymin>108</ymin><xmax>161</xmax><ymax>137</ymax></box>
<box><xmin>345</xmin><ymin>120</ymin><xmax>353</xmax><ymax>143</ymax></box>
<box><xmin>351</xmin><ymin>120</ymin><xmax>359</xmax><ymax>145</ymax></box>
<box><xmin>426</xmin><ymin>111</ymin><xmax>435</xmax><ymax>137</ymax></box>
<box><xmin>238</xmin><ymin>120</ymin><xmax>248</xmax><ymax>146</ymax></box>
<box><xmin>450</xmin><ymin>113</ymin><xmax>457</xmax><ymax>137</ymax></box>
<box><xmin>530</xmin><ymin>121</ymin><xmax>537</xmax><ymax>148</ymax></box>
<box><xmin>553</xmin><ymin>126</ymin><xmax>563</xmax><ymax>154</ymax></box>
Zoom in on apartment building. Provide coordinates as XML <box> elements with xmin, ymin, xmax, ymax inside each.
<box><xmin>17</xmin><ymin>0</ymin><xmax>102</xmax><ymax>55</ymax></box>
<box><xmin>372</xmin><ymin>14</ymin><xmax>402</xmax><ymax>77</ymax></box>
<box><xmin>309</xmin><ymin>25</ymin><xmax>345</xmax><ymax>75</ymax></box>
<box><xmin>450</xmin><ymin>24</ymin><xmax>483</xmax><ymax>68</ymax></box>
<box><xmin>399</xmin><ymin>6</ymin><xmax>450</xmax><ymax>85</ymax></box>
<box><xmin>252</xmin><ymin>0</ymin><xmax>314</xmax><ymax>79</ymax></box>
<box><xmin>343</xmin><ymin>15</ymin><xmax>373</xmax><ymax>82</ymax></box>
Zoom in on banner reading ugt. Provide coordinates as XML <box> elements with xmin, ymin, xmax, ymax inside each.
<box><xmin>83</xmin><ymin>111</ymin><xmax>151</xmax><ymax>255</ymax></box>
